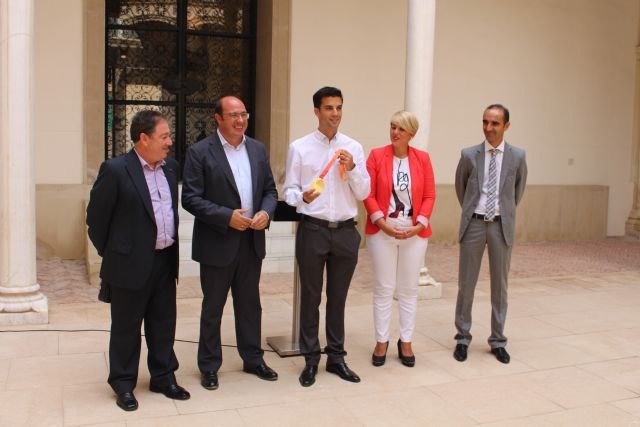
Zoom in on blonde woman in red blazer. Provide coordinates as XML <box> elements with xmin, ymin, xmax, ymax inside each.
<box><xmin>364</xmin><ymin>111</ymin><xmax>436</xmax><ymax>368</ymax></box>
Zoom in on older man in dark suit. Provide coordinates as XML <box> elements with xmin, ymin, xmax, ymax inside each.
<box><xmin>182</xmin><ymin>96</ymin><xmax>278</xmax><ymax>390</ymax></box>
<box><xmin>453</xmin><ymin>104</ymin><xmax>527</xmax><ymax>364</ymax></box>
<box><xmin>87</xmin><ymin>110</ymin><xmax>190</xmax><ymax>412</ymax></box>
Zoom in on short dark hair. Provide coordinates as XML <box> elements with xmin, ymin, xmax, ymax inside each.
<box><xmin>214</xmin><ymin>97</ymin><xmax>224</xmax><ymax>116</ymax></box>
<box><xmin>313</xmin><ymin>86</ymin><xmax>343</xmax><ymax>108</ymax></box>
<box><xmin>485</xmin><ymin>104</ymin><xmax>510</xmax><ymax>123</ymax></box>
<box><xmin>130</xmin><ymin>110</ymin><xmax>165</xmax><ymax>142</ymax></box>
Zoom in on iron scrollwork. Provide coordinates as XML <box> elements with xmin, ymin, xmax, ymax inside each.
<box><xmin>105</xmin><ymin>0</ymin><xmax>256</xmax><ymax>175</ymax></box>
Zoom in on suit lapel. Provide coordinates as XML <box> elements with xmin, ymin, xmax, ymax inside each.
<box><xmin>208</xmin><ymin>134</ymin><xmax>241</xmax><ymax>198</ymax></box>
<box><xmin>500</xmin><ymin>142</ymin><xmax>513</xmax><ymax>191</ymax></box>
<box><xmin>245</xmin><ymin>138</ymin><xmax>262</xmax><ymax>208</ymax></box>
<box><xmin>162</xmin><ymin>161</ymin><xmax>178</xmax><ymax>213</ymax></box>
<box><xmin>475</xmin><ymin>143</ymin><xmax>485</xmax><ymax>194</ymax></box>
<box><xmin>125</xmin><ymin>150</ymin><xmax>155</xmax><ymax>223</ymax></box>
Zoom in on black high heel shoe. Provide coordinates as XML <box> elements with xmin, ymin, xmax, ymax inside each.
<box><xmin>371</xmin><ymin>341</ymin><xmax>389</xmax><ymax>367</ymax></box>
<box><xmin>397</xmin><ymin>339</ymin><xmax>415</xmax><ymax>367</ymax></box>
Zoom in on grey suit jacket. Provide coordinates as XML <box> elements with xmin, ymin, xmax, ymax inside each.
<box><xmin>181</xmin><ymin>132</ymin><xmax>277</xmax><ymax>267</ymax></box>
<box><xmin>455</xmin><ymin>142</ymin><xmax>527</xmax><ymax>246</ymax></box>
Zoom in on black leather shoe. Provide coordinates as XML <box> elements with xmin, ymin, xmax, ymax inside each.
<box><xmin>491</xmin><ymin>347</ymin><xmax>511</xmax><ymax>364</ymax></box>
<box><xmin>243</xmin><ymin>363</ymin><xmax>278</xmax><ymax>381</ymax></box>
<box><xmin>201</xmin><ymin>371</ymin><xmax>219</xmax><ymax>390</ymax></box>
<box><xmin>453</xmin><ymin>344</ymin><xmax>468</xmax><ymax>362</ymax></box>
<box><xmin>116</xmin><ymin>391</ymin><xmax>138</xmax><ymax>411</ymax></box>
<box><xmin>149</xmin><ymin>382</ymin><xmax>191</xmax><ymax>400</ymax></box>
<box><xmin>326</xmin><ymin>362</ymin><xmax>361</xmax><ymax>383</ymax></box>
<box><xmin>372</xmin><ymin>341</ymin><xmax>389</xmax><ymax>367</ymax></box>
<box><xmin>299</xmin><ymin>364</ymin><xmax>318</xmax><ymax>387</ymax></box>
<box><xmin>397</xmin><ymin>339</ymin><xmax>415</xmax><ymax>367</ymax></box>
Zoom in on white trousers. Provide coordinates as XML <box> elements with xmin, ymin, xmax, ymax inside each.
<box><xmin>367</xmin><ymin>216</ymin><xmax>429</xmax><ymax>343</ymax></box>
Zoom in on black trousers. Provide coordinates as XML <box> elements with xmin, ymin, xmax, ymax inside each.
<box><xmin>296</xmin><ymin>218</ymin><xmax>360</xmax><ymax>366</ymax></box>
<box><xmin>108</xmin><ymin>246</ymin><xmax>178</xmax><ymax>394</ymax></box>
<box><xmin>197</xmin><ymin>232</ymin><xmax>264</xmax><ymax>373</ymax></box>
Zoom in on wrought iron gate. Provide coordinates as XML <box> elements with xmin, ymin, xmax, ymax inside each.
<box><xmin>105</xmin><ymin>0</ymin><xmax>256</xmax><ymax>172</ymax></box>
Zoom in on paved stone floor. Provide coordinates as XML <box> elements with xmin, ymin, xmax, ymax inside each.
<box><xmin>2</xmin><ymin>238</ymin><xmax>640</xmax><ymax>426</ymax></box>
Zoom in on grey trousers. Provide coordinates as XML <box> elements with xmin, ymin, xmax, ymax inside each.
<box><xmin>296</xmin><ymin>218</ymin><xmax>360</xmax><ymax>366</ymax></box>
<box><xmin>455</xmin><ymin>217</ymin><xmax>512</xmax><ymax>348</ymax></box>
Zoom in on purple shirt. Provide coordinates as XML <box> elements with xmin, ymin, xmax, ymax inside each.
<box><xmin>135</xmin><ymin>150</ymin><xmax>175</xmax><ymax>250</ymax></box>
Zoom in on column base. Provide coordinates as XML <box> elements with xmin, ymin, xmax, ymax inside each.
<box><xmin>393</xmin><ymin>267</ymin><xmax>443</xmax><ymax>301</ymax></box>
<box><xmin>0</xmin><ymin>291</ymin><xmax>49</xmax><ymax>325</ymax></box>
<box><xmin>417</xmin><ymin>267</ymin><xmax>442</xmax><ymax>300</ymax></box>
<box><xmin>626</xmin><ymin>217</ymin><xmax>640</xmax><ymax>238</ymax></box>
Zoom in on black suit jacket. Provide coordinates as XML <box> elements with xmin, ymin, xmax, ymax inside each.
<box><xmin>86</xmin><ymin>150</ymin><xmax>179</xmax><ymax>289</ymax></box>
<box><xmin>181</xmin><ymin>133</ymin><xmax>277</xmax><ymax>267</ymax></box>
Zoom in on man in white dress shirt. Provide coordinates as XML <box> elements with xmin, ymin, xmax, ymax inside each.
<box><xmin>182</xmin><ymin>96</ymin><xmax>279</xmax><ymax>390</ymax></box>
<box><xmin>283</xmin><ymin>86</ymin><xmax>371</xmax><ymax>387</ymax></box>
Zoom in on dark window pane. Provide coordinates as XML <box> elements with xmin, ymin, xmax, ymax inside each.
<box><xmin>107</xmin><ymin>30</ymin><xmax>177</xmax><ymax>102</ymax></box>
<box><xmin>185</xmin><ymin>36</ymin><xmax>251</xmax><ymax>103</ymax></box>
<box><xmin>185</xmin><ymin>107</ymin><xmax>217</xmax><ymax>149</ymax></box>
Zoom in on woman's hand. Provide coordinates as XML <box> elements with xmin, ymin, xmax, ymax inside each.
<box><xmin>375</xmin><ymin>218</ymin><xmax>400</xmax><ymax>238</ymax></box>
<box><xmin>399</xmin><ymin>223</ymin><xmax>424</xmax><ymax>239</ymax></box>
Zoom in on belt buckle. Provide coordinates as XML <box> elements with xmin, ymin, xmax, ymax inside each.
<box><xmin>328</xmin><ymin>221</ymin><xmax>339</xmax><ymax>229</ymax></box>
<box><xmin>483</xmin><ymin>215</ymin><xmax>494</xmax><ymax>223</ymax></box>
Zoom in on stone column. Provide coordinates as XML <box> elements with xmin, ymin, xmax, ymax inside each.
<box><xmin>404</xmin><ymin>0</ymin><xmax>436</xmax><ymax>151</ymax></box>
<box><xmin>0</xmin><ymin>0</ymin><xmax>48</xmax><ymax>324</ymax></box>
<box><xmin>405</xmin><ymin>0</ymin><xmax>441</xmax><ymax>299</ymax></box>
<box><xmin>626</xmin><ymin>46</ymin><xmax>640</xmax><ymax>238</ymax></box>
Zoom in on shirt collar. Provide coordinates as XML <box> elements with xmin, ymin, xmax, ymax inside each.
<box><xmin>484</xmin><ymin>140</ymin><xmax>505</xmax><ymax>153</ymax></box>
<box><xmin>133</xmin><ymin>148</ymin><xmax>166</xmax><ymax>170</ymax></box>
<box><xmin>217</xmin><ymin>129</ymin><xmax>246</xmax><ymax>149</ymax></box>
<box><xmin>313</xmin><ymin>129</ymin><xmax>340</xmax><ymax>145</ymax></box>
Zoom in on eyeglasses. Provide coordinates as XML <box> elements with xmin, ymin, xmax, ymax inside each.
<box><xmin>223</xmin><ymin>112</ymin><xmax>250</xmax><ymax>120</ymax></box>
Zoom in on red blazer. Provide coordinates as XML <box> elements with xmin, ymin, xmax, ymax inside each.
<box><xmin>364</xmin><ymin>145</ymin><xmax>436</xmax><ymax>237</ymax></box>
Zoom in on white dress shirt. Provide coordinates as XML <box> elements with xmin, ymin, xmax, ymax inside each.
<box><xmin>218</xmin><ymin>129</ymin><xmax>254</xmax><ymax>217</ymax></box>
<box><xmin>283</xmin><ymin>130</ymin><xmax>370</xmax><ymax>222</ymax></box>
<box><xmin>475</xmin><ymin>140</ymin><xmax>505</xmax><ymax>216</ymax></box>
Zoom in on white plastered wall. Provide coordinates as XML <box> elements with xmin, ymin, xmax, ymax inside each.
<box><xmin>429</xmin><ymin>0</ymin><xmax>640</xmax><ymax>236</ymax></box>
<box><xmin>289</xmin><ymin>0</ymin><xmax>408</xmax><ymax>152</ymax></box>
<box><xmin>34</xmin><ymin>0</ymin><xmax>83</xmax><ymax>185</ymax></box>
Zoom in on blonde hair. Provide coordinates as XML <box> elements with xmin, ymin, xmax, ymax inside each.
<box><xmin>390</xmin><ymin>110</ymin><xmax>419</xmax><ymax>135</ymax></box>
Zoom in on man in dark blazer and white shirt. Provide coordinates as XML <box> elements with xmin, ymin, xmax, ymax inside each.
<box><xmin>453</xmin><ymin>104</ymin><xmax>527</xmax><ymax>364</ymax></box>
<box><xmin>182</xmin><ymin>96</ymin><xmax>278</xmax><ymax>390</ymax></box>
<box><xmin>87</xmin><ymin>110</ymin><xmax>190</xmax><ymax>411</ymax></box>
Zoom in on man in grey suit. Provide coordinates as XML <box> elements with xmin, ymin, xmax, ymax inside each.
<box><xmin>182</xmin><ymin>96</ymin><xmax>278</xmax><ymax>390</ymax></box>
<box><xmin>453</xmin><ymin>104</ymin><xmax>527</xmax><ymax>364</ymax></box>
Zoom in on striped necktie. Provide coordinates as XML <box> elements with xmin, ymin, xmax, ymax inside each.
<box><xmin>485</xmin><ymin>149</ymin><xmax>498</xmax><ymax>221</ymax></box>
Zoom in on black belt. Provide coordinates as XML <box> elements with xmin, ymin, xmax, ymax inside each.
<box><xmin>155</xmin><ymin>244</ymin><xmax>175</xmax><ymax>253</ymax></box>
<box><xmin>302</xmin><ymin>214</ymin><xmax>356</xmax><ymax>229</ymax></box>
<box><xmin>471</xmin><ymin>213</ymin><xmax>501</xmax><ymax>222</ymax></box>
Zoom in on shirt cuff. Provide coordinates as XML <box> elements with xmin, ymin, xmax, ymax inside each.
<box><xmin>416</xmin><ymin>215</ymin><xmax>429</xmax><ymax>228</ymax></box>
<box><xmin>370</xmin><ymin>211</ymin><xmax>384</xmax><ymax>224</ymax></box>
